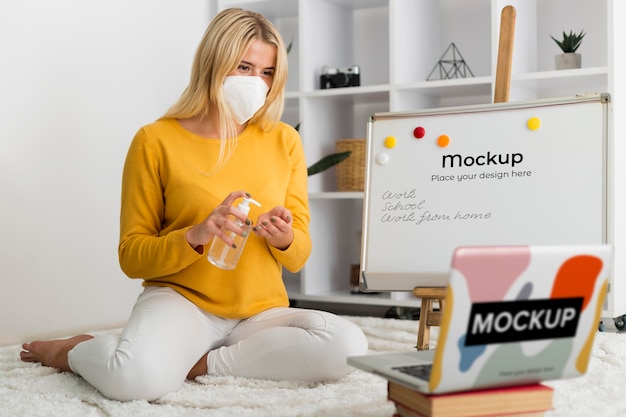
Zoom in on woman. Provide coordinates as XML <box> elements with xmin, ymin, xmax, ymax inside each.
<box><xmin>20</xmin><ymin>8</ymin><xmax>368</xmax><ymax>401</ymax></box>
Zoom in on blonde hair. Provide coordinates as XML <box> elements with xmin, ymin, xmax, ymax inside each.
<box><xmin>162</xmin><ymin>8</ymin><xmax>288</xmax><ymax>171</ymax></box>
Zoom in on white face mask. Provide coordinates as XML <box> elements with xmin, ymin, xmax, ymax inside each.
<box><xmin>222</xmin><ymin>76</ymin><xmax>269</xmax><ymax>124</ymax></box>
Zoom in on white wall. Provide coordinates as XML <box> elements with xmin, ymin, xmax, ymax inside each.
<box><xmin>0</xmin><ymin>0</ymin><xmax>212</xmax><ymax>345</ymax></box>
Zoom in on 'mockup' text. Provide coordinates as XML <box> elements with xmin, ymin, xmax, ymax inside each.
<box><xmin>442</xmin><ymin>151</ymin><xmax>524</xmax><ymax>168</ymax></box>
<box><xmin>464</xmin><ymin>297</ymin><xmax>583</xmax><ymax>345</ymax></box>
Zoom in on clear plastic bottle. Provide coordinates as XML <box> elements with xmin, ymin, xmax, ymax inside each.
<box><xmin>207</xmin><ymin>196</ymin><xmax>261</xmax><ymax>270</ymax></box>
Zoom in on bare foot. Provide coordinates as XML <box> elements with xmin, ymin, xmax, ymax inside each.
<box><xmin>20</xmin><ymin>335</ymin><xmax>94</xmax><ymax>372</ymax></box>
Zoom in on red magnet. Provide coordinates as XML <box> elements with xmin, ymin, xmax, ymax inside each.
<box><xmin>413</xmin><ymin>126</ymin><xmax>426</xmax><ymax>139</ymax></box>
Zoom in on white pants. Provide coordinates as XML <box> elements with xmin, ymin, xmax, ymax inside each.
<box><xmin>68</xmin><ymin>287</ymin><xmax>368</xmax><ymax>401</ymax></box>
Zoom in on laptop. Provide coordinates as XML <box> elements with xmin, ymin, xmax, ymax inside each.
<box><xmin>348</xmin><ymin>244</ymin><xmax>612</xmax><ymax>394</ymax></box>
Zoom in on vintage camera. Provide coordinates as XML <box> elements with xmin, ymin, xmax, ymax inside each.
<box><xmin>320</xmin><ymin>65</ymin><xmax>360</xmax><ymax>89</ymax></box>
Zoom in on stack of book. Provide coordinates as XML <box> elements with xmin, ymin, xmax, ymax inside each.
<box><xmin>388</xmin><ymin>381</ymin><xmax>554</xmax><ymax>417</ymax></box>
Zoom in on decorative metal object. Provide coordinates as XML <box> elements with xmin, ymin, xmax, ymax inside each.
<box><xmin>427</xmin><ymin>42</ymin><xmax>474</xmax><ymax>81</ymax></box>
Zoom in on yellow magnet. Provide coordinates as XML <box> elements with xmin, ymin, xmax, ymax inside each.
<box><xmin>527</xmin><ymin>117</ymin><xmax>541</xmax><ymax>130</ymax></box>
<box><xmin>384</xmin><ymin>136</ymin><xmax>396</xmax><ymax>148</ymax></box>
<box><xmin>437</xmin><ymin>135</ymin><xmax>450</xmax><ymax>148</ymax></box>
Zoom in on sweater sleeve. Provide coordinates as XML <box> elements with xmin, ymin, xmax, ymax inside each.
<box><xmin>268</xmin><ymin>125</ymin><xmax>312</xmax><ymax>273</ymax></box>
<box><xmin>118</xmin><ymin>128</ymin><xmax>202</xmax><ymax>279</ymax></box>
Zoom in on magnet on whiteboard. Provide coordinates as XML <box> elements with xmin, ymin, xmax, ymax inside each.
<box><xmin>384</xmin><ymin>136</ymin><xmax>397</xmax><ymax>148</ymax></box>
<box><xmin>527</xmin><ymin>117</ymin><xmax>541</xmax><ymax>130</ymax></box>
<box><xmin>376</xmin><ymin>153</ymin><xmax>389</xmax><ymax>165</ymax></box>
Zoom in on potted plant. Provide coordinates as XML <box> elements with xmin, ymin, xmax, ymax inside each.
<box><xmin>291</xmin><ymin>122</ymin><xmax>352</xmax><ymax>176</ymax></box>
<box><xmin>550</xmin><ymin>30</ymin><xmax>585</xmax><ymax>70</ymax></box>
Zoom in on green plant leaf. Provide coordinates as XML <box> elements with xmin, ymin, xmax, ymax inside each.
<box><xmin>550</xmin><ymin>30</ymin><xmax>585</xmax><ymax>53</ymax></box>
<box><xmin>307</xmin><ymin>151</ymin><xmax>352</xmax><ymax>176</ymax></box>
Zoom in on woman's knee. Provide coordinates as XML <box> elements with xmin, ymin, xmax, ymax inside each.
<box><xmin>95</xmin><ymin>358</ymin><xmax>186</xmax><ymax>401</ymax></box>
<box><xmin>309</xmin><ymin>314</ymin><xmax>369</xmax><ymax>380</ymax></box>
<box><xmin>324</xmin><ymin>314</ymin><xmax>369</xmax><ymax>355</ymax></box>
<box><xmin>70</xmin><ymin>337</ymin><xmax>187</xmax><ymax>401</ymax></box>
<box><xmin>295</xmin><ymin>310</ymin><xmax>368</xmax><ymax>356</ymax></box>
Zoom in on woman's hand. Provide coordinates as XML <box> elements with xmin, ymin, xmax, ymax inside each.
<box><xmin>185</xmin><ymin>190</ymin><xmax>252</xmax><ymax>253</ymax></box>
<box><xmin>253</xmin><ymin>206</ymin><xmax>294</xmax><ymax>250</ymax></box>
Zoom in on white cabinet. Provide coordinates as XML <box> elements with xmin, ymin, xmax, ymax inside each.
<box><xmin>216</xmin><ymin>0</ymin><xmax>626</xmax><ymax>317</ymax></box>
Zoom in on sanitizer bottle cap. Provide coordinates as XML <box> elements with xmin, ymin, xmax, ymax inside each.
<box><xmin>237</xmin><ymin>196</ymin><xmax>261</xmax><ymax>216</ymax></box>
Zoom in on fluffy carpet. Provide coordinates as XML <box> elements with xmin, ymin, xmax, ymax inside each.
<box><xmin>1</xmin><ymin>316</ymin><xmax>625</xmax><ymax>417</ymax></box>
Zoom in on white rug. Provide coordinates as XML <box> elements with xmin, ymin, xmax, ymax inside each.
<box><xmin>1</xmin><ymin>316</ymin><xmax>626</xmax><ymax>417</ymax></box>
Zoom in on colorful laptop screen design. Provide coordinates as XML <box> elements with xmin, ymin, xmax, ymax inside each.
<box><xmin>429</xmin><ymin>245</ymin><xmax>609</xmax><ymax>393</ymax></box>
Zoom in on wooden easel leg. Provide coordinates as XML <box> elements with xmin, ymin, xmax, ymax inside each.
<box><xmin>413</xmin><ymin>287</ymin><xmax>447</xmax><ymax>351</ymax></box>
<box><xmin>417</xmin><ymin>298</ymin><xmax>433</xmax><ymax>350</ymax></box>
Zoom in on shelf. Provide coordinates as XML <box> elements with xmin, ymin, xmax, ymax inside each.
<box><xmin>303</xmin><ymin>85</ymin><xmax>390</xmax><ymax>103</ymax></box>
<box><xmin>309</xmin><ymin>191</ymin><xmax>364</xmax><ymax>200</ymax></box>
<box><xmin>395</xmin><ymin>76</ymin><xmax>492</xmax><ymax>96</ymax></box>
<box><xmin>513</xmin><ymin>67</ymin><xmax>608</xmax><ymax>81</ymax></box>
<box><xmin>507</xmin><ymin>70</ymin><xmax>608</xmax><ymax>101</ymax></box>
<box><xmin>219</xmin><ymin>0</ymin><xmax>620</xmax><ymax>316</ymax></box>
<box><xmin>288</xmin><ymin>289</ymin><xmax>422</xmax><ymax>307</ymax></box>
<box><xmin>510</xmin><ymin>67</ymin><xmax>609</xmax><ymax>98</ymax></box>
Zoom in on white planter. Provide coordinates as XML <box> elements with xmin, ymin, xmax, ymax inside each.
<box><xmin>555</xmin><ymin>53</ymin><xmax>582</xmax><ymax>70</ymax></box>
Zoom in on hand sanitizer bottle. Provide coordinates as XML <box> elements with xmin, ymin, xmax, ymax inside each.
<box><xmin>207</xmin><ymin>196</ymin><xmax>261</xmax><ymax>270</ymax></box>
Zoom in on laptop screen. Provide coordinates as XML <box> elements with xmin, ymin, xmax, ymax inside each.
<box><xmin>429</xmin><ymin>245</ymin><xmax>611</xmax><ymax>393</ymax></box>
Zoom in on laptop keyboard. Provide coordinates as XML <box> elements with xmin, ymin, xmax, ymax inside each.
<box><xmin>392</xmin><ymin>364</ymin><xmax>433</xmax><ymax>380</ymax></box>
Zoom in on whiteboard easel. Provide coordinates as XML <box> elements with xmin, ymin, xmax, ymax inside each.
<box><xmin>361</xmin><ymin>93</ymin><xmax>610</xmax><ymax>293</ymax></box>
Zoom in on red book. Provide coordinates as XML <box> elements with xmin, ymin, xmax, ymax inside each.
<box><xmin>394</xmin><ymin>402</ymin><xmax>547</xmax><ymax>417</ymax></box>
<box><xmin>388</xmin><ymin>381</ymin><xmax>553</xmax><ymax>417</ymax></box>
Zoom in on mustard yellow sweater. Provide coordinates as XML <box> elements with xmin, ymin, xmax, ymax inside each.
<box><xmin>118</xmin><ymin>118</ymin><xmax>311</xmax><ymax>319</ymax></box>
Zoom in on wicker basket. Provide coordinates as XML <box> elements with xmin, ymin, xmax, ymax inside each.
<box><xmin>335</xmin><ymin>139</ymin><xmax>366</xmax><ymax>191</ymax></box>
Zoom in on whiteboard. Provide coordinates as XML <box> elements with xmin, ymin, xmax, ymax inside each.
<box><xmin>361</xmin><ymin>94</ymin><xmax>610</xmax><ymax>291</ymax></box>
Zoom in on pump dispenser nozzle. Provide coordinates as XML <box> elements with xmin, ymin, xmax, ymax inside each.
<box><xmin>237</xmin><ymin>196</ymin><xmax>261</xmax><ymax>217</ymax></box>
<box><xmin>207</xmin><ymin>195</ymin><xmax>262</xmax><ymax>270</ymax></box>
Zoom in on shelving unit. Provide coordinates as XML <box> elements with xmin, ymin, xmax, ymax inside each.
<box><xmin>216</xmin><ymin>0</ymin><xmax>626</xmax><ymax>317</ymax></box>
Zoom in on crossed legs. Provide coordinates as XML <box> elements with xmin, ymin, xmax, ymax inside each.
<box><xmin>20</xmin><ymin>286</ymin><xmax>368</xmax><ymax>401</ymax></box>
